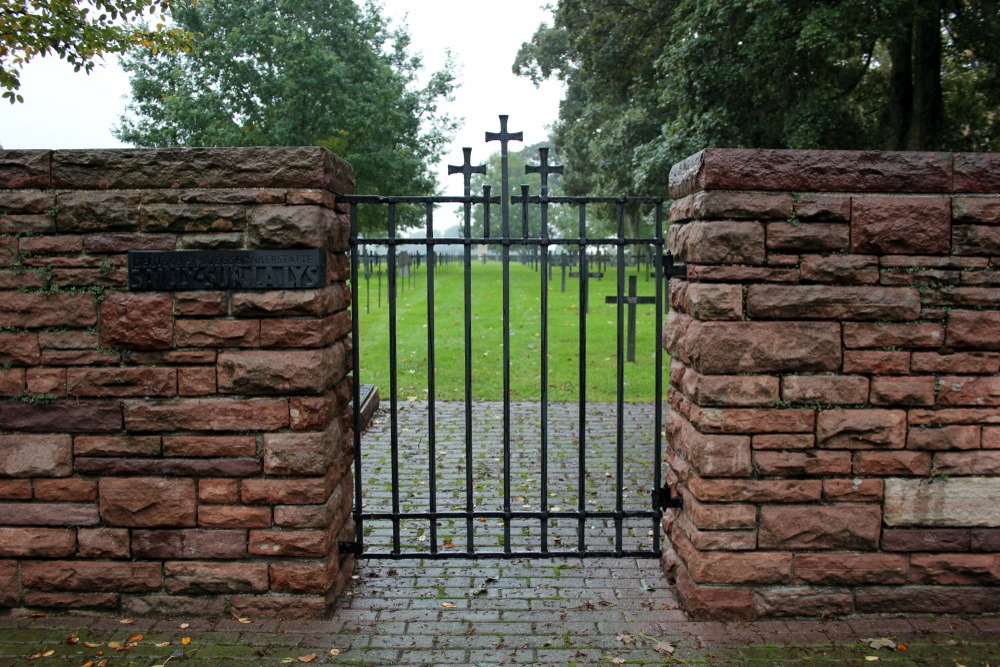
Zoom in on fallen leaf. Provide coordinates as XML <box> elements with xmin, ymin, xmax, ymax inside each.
<box><xmin>30</xmin><ymin>612</ymin><xmax>46</xmax><ymax>618</ymax></box>
<box><xmin>27</xmin><ymin>649</ymin><xmax>55</xmax><ymax>660</ymax></box>
<box><xmin>442</xmin><ymin>540</ymin><xmax>455</xmax><ymax>549</ymax></box>
<box><xmin>653</xmin><ymin>641</ymin><xmax>675</xmax><ymax>655</ymax></box>
<box><xmin>181</xmin><ymin>637</ymin><xmax>191</xmax><ymax>645</ymax></box>
<box><xmin>107</xmin><ymin>642</ymin><xmax>123</xmax><ymax>651</ymax></box>
<box><xmin>66</xmin><ymin>635</ymin><xmax>80</xmax><ymax>645</ymax></box>
<box><xmin>119</xmin><ymin>618</ymin><xmax>135</xmax><ymax>624</ymax></box>
<box><xmin>897</xmin><ymin>643</ymin><xmax>907</xmax><ymax>651</ymax></box>
<box><xmin>866</xmin><ymin>638</ymin><xmax>897</xmax><ymax>651</ymax></box>
<box><xmin>280</xmin><ymin>659</ymin><xmax>294</xmax><ymax>664</ymax></box>
<box><xmin>298</xmin><ymin>654</ymin><xmax>317</xmax><ymax>663</ymax></box>
<box><xmin>154</xmin><ymin>641</ymin><xmax>171</xmax><ymax>648</ymax></box>
<box><xmin>126</xmin><ymin>634</ymin><xmax>144</xmax><ymax>644</ymax></box>
<box><xmin>616</xmin><ymin>634</ymin><xmax>635</xmax><ymax>644</ymax></box>
<box><xmin>82</xmin><ymin>642</ymin><xmax>101</xmax><ymax>649</ymax></box>
<box><xmin>79</xmin><ymin>662</ymin><xmax>94</xmax><ymax>667</ymax></box>
<box><xmin>865</xmin><ymin>657</ymin><xmax>880</xmax><ymax>662</ymax></box>
<box><xmin>441</xmin><ymin>602</ymin><xmax>457</xmax><ymax>608</ymax></box>
<box><xmin>610</xmin><ymin>659</ymin><xmax>626</xmax><ymax>665</ymax></box>
<box><xmin>329</xmin><ymin>648</ymin><xmax>341</xmax><ymax>656</ymax></box>
<box><xmin>179</xmin><ymin>622</ymin><xmax>190</xmax><ymax>629</ymax></box>
<box><xmin>97</xmin><ymin>661</ymin><xmax>110</xmax><ymax>667</ymax></box>
<box><xmin>236</xmin><ymin>616</ymin><xmax>253</xmax><ymax>624</ymax></box>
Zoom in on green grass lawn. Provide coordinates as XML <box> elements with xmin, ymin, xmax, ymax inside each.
<box><xmin>355</xmin><ymin>258</ymin><xmax>667</xmax><ymax>402</ymax></box>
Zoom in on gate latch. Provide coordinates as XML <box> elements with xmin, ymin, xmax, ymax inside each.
<box><xmin>338</xmin><ymin>541</ymin><xmax>362</xmax><ymax>556</ymax></box>
<box><xmin>655</xmin><ymin>485</ymin><xmax>684</xmax><ymax>511</ymax></box>
<box><xmin>662</xmin><ymin>252</ymin><xmax>687</xmax><ymax>278</ymax></box>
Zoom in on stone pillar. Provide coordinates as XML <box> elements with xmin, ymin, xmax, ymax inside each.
<box><xmin>662</xmin><ymin>149</ymin><xmax>1000</xmax><ymax>620</ymax></box>
<box><xmin>0</xmin><ymin>148</ymin><xmax>356</xmax><ymax>618</ymax></box>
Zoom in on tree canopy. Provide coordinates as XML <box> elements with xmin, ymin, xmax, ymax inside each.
<box><xmin>515</xmin><ymin>0</ymin><xmax>1000</xmax><ymax>196</ymax></box>
<box><xmin>116</xmin><ymin>0</ymin><xmax>456</xmax><ymax>230</ymax></box>
<box><xmin>0</xmin><ymin>0</ymin><xmax>191</xmax><ymax>103</ymax></box>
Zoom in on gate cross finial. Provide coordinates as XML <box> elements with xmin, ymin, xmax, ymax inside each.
<box><xmin>484</xmin><ymin>114</ymin><xmax>524</xmax><ymax>152</ymax></box>
<box><xmin>525</xmin><ymin>147</ymin><xmax>564</xmax><ymax>197</ymax></box>
<box><xmin>447</xmin><ymin>147</ymin><xmax>486</xmax><ymax>197</ymax></box>
<box><xmin>485</xmin><ymin>114</ymin><xmax>523</xmax><ymax>238</ymax></box>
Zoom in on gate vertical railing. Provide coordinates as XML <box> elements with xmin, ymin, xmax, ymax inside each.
<box><xmin>343</xmin><ymin>115</ymin><xmax>674</xmax><ymax>559</ymax></box>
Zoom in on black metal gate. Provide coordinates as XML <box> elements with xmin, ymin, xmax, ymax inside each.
<box><xmin>341</xmin><ymin>116</ymin><xmax>678</xmax><ymax>559</ymax></box>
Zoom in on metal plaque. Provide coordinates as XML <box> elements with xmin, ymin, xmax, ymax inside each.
<box><xmin>127</xmin><ymin>249</ymin><xmax>326</xmax><ymax>292</ymax></box>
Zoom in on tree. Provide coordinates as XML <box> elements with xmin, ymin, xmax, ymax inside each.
<box><xmin>116</xmin><ymin>0</ymin><xmax>457</xmax><ymax>231</ymax></box>
<box><xmin>516</xmin><ymin>0</ymin><xmax>1000</xmax><ymax>196</ymax></box>
<box><xmin>0</xmin><ymin>0</ymin><xmax>191</xmax><ymax>103</ymax></box>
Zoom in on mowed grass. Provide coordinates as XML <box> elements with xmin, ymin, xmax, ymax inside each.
<box><xmin>355</xmin><ymin>259</ymin><xmax>667</xmax><ymax>402</ymax></box>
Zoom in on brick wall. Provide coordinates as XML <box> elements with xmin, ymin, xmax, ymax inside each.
<box><xmin>663</xmin><ymin>149</ymin><xmax>999</xmax><ymax>620</ymax></box>
<box><xmin>0</xmin><ymin>148</ymin><xmax>356</xmax><ymax>618</ymax></box>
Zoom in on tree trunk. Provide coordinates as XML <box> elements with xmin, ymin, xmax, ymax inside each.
<box><xmin>883</xmin><ymin>30</ymin><xmax>913</xmax><ymax>150</ymax></box>
<box><xmin>908</xmin><ymin>0</ymin><xmax>944</xmax><ymax>150</ymax></box>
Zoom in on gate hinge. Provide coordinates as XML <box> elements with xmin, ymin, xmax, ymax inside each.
<box><xmin>662</xmin><ymin>252</ymin><xmax>687</xmax><ymax>278</ymax></box>
<box><xmin>655</xmin><ymin>485</ymin><xmax>684</xmax><ymax>511</ymax></box>
<box><xmin>338</xmin><ymin>541</ymin><xmax>362</xmax><ymax>556</ymax></box>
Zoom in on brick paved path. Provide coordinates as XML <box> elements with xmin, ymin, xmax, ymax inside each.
<box><xmin>359</xmin><ymin>401</ymin><xmax>661</xmax><ymax>555</ymax></box>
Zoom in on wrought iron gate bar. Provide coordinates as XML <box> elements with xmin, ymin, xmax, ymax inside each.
<box><xmin>343</xmin><ymin>115</ymin><xmax>668</xmax><ymax>559</ymax></box>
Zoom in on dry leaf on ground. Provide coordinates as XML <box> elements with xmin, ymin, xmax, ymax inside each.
<box><xmin>181</xmin><ymin>637</ymin><xmax>191</xmax><ymax>645</ymax></box>
<box><xmin>298</xmin><ymin>654</ymin><xmax>317</xmax><ymax>663</ymax></box>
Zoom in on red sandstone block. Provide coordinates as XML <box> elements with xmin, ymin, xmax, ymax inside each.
<box><xmin>231</xmin><ymin>286</ymin><xmax>349</xmax><ymax>318</ymax></box>
<box><xmin>74</xmin><ymin>434</ymin><xmax>161</xmax><ymax>457</ymax></box>
<box><xmin>199</xmin><ymin>505</ymin><xmax>272</xmax><ymax>528</ymax></box>
<box><xmin>689</xmin><ymin>404</ymin><xmax>815</xmax><ymax>434</ymax></box>
<box><xmin>911</xmin><ymin>351</ymin><xmax>1000</xmax><ymax>373</ymax></box>
<box><xmin>177</xmin><ymin>366</ymin><xmax>216</xmax><ymax>395</ymax></box>
<box><xmin>882</xmin><ymin>255</ymin><xmax>989</xmax><ymax>269</ymax></box>
<box><xmin>953</xmin><ymin>224</ymin><xmax>1000</xmax><ymax>255</ymax></box>
<box><xmin>54</xmin><ymin>191</ymin><xmax>141</xmax><ymax>231</ymax></box>
<box><xmin>672</xmin><ymin>527</ymin><xmax>791</xmax><ymax>585</ymax></box>
<box><xmin>843</xmin><ymin>322</ymin><xmax>945</xmax><ymax>349</ymax></box>
<box><xmin>753</xmin><ymin>586</ymin><xmax>854</xmax><ymax>618</ymax></box>
<box><xmin>681</xmin><ymin>371</ymin><xmax>778</xmax><ymax>407</ymax></box>
<box><xmin>99</xmin><ymin>293</ymin><xmax>173</xmax><ymax>350</ymax></box>
<box><xmin>77</xmin><ymin>456</ymin><xmax>260</xmax><ymax>477</ymax></box>
<box><xmin>1</xmin><ymin>293</ymin><xmax>96</xmax><ymax>328</ymax></box>
<box><xmin>0</xmin><ymin>367</ymin><xmax>26</xmax><ymax>397</ymax></box>
<box><xmin>99</xmin><ymin>478</ymin><xmax>197</xmax><ymax>528</ymax></box>
<box><xmin>871</xmin><ymin>376</ymin><xmax>936</xmax><ymax>406</ymax></box>
<box><xmin>0</xmin><ymin>214</ymin><xmax>51</xmax><ymax>235</ymax></box>
<box><xmin>264</xmin><ymin>426</ymin><xmax>345</xmax><ymax>476</ymax></box>
<box><xmin>953</xmin><ymin>195</ymin><xmax>1000</xmax><ymax>223</ymax></box>
<box><xmin>198</xmin><ymin>479</ymin><xmax>239</xmax><ymax>504</ymax></box>
<box><xmin>794</xmin><ymin>553</ymin><xmax>906</xmax><ymax>585</ymax></box>
<box><xmin>751</xmin><ymin>434</ymin><xmax>815</xmax><ymax>450</ymax></box>
<box><xmin>127</xmin><ymin>349</ymin><xmax>216</xmax><ymax>365</ymax></box>
<box><xmin>678</xmin><ymin>488</ymin><xmax>757</xmax><ymax>530</ymax></box>
<box><xmin>2</xmin><ymin>503</ymin><xmax>99</xmax><ymax>526</ymax></box>
<box><xmin>0</xmin><ymin>559</ymin><xmax>17</xmax><ymax>606</ymax></box>
<box><xmin>800</xmin><ymin>254</ymin><xmax>879</xmax><ymax>284</ymax></box>
<box><xmin>753</xmin><ymin>450</ymin><xmax>851</xmax><ymax>477</ymax></box>
<box><xmin>26</xmin><ymin>368</ymin><xmax>66</xmax><ymax>396</ymax></box>
<box><xmin>907</xmin><ymin>425</ymin><xmax>981</xmax><ymax>450</ymax></box>
<box><xmin>852</xmin><ymin>196</ymin><xmax>951</xmax><ymax>255</ymax></box>
<box><xmin>0</xmin><ymin>480</ymin><xmax>32</xmax><ymax>499</ymax></box>
<box><xmin>0</xmin><ymin>190</ymin><xmax>55</xmax><ymax>214</ymax></box>
<box><xmin>687</xmin><ymin>477</ymin><xmax>822</xmax><ymax>504</ymax></box>
<box><xmin>83</xmin><ymin>232</ymin><xmax>177</xmax><ymax>252</ymax></box>
<box><xmin>124</xmin><ymin>398</ymin><xmax>289</xmax><ymax>432</ymax></box>
<box><xmin>823</xmin><ymin>478</ymin><xmax>884</xmax><ymax>502</ymax></box>
<box><xmin>856</xmin><ymin>585</ymin><xmax>1000</xmax><ymax>614</ymax></box>
<box><xmin>131</xmin><ymin>529</ymin><xmax>247</xmax><ymax>559</ymax></box>
<box><xmin>747</xmin><ymin>285</ymin><xmax>921</xmax><ymax>321</ymax></box>
<box><xmin>910</xmin><ymin>554</ymin><xmax>1000</xmax><ymax>585</ymax></box>
<box><xmin>671</xmin><ymin>559</ymin><xmax>754</xmax><ymax>621</ymax></box>
<box><xmin>138</xmin><ymin>203</ymin><xmax>244</xmax><ymax>233</ymax></box>
<box><xmin>19</xmin><ymin>235</ymin><xmax>83</xmax><ymax>254</ymax></box>
<box><xmin>246</xmin><ymin>204</ymin><xmax>339</xmax><ymax>249</ymax></box>
<box><xmin>985</xmin><ymin>427</ymin><xmax>1000</xmax><ymax>449</ymax></box>
<box><xmin>21</xmin><ymin>561</ymin><xmax>162</xmax><ymax>592</ymax></box>
<box><xmin>781</xmin><ymin>375</ymin><xmax>868</xmax><ymax>405</ymax></box>
<box><xmin>972</xmin><ymin>529</ymin><xmax>1000</xmax><ymax>551</ymax></box>
<box><xmin>231</xmin><ymin>594</ymin><xmax>330</xmax><ymax>619</ymax></box>
<box><xmin>33</xmin><ymin>478</ymin><xmax>97</xmax><ymax>502</ymax></box>
<box><xmin>37</xmin><ymin>329</ymin><xmax>98</xmax><ymax>350</ymax></box>
<box><xmin>675</xmin><ymin>514</ymin><xmax>756</xmax><ymax>551</ymax></box>
<box><xmin>163</xmin><ymin>435</ymin><xmax>256</xmax><ymax>458</ymax></box>
<box><xmin>260</xmin><ymin>312</ymin><xmax>351</xmax><ymax>348</ymax></box>
<box><xmin>123</xmin><ymin>593</ymin><xmax>228</xmax><ymax>616</ymax></box>
<box><xmin>921</xmin><ymin>286</ymin><xmax>1000</xmax><ymax>308</ymax></box>
<box><xmin>766</xmin><ymin>222</ymin><xmax>849</xmax><ymax>252</ymax></box>
<box><xmin>40</xmin><ymin>350</ymin><xmax>109</xmax><ymax>366</ymax></box>
<box><xmin>671</xmin><ymin>190</ymin><xmax>793</xmax><ymax>221</ymax></box>
<box><xmin>883</xmin><ymin>528</ymin><xmax>971</xmax><ymax>552</ymax></box>
<box><xmin>759</xmin><ymin>504</ymin><xmax>882</xmax><ymax>550</ymax></box>
<box><xmin>0</xmin><ymin>434</ymin><xmax>72</xmax><ymax>477</ymax></box>
<box><xmin>684</xmin><ymin>265</ymin><xmax>798</xmax><ymax>283</ymax></box>
<box><xmin>242</xmin><ymin>477</ymin><xmax>331</xmax><ymax>505</ymax></box>
<box><xmin>854</xmin><ymin>451</ymin><xmax>932</xmax><ymax>476</ymax></box>
<box><xmin>164</xmin><ymin>561</ymin><xmax>269</xmax><ymax>594</ymax></box>
<box><xmin>175</xmin><ymin>319</ymin><xmax>260</xmax><ymax>348</ymax></box>
<box><xmin>934</xmin><ymin>451</ymin><xmax>1000</xmax><ymax>475</ymax></box>
<box><xmin>674</xmin><ymin>282</ymin><xmax>744</xmax><ymax>321</ymax></box>
<box><xmin>672</xmin><ymin>220</ymin><xmax>766</xmax><ymax>265</ymax></box>
<box><xmin>23</xmin><ymin>592</ymin><xmax>119</xmax><ymax>609</ymax></box>
<box><xmin>937</xmin><ymin>376</ymin><xmax>1000</xmax><ymax>406</ymax></box>
<box><xmin>0</xmin><ymin>332</ymin><xmax>41</xmax><ymax>365</ymax></box>
<box><xmin>274</xmin><ymin>486</ymin><xmax>349</xmax><ymax>529</ymax></box>
<box><xmin>289</xmin><ymin>392</ymin><xmax>342</xmax><ymax>431</ymax></box>
<box><xmin>249</xmin><ymin>529</ymin><xmax>329</xmax><ymax>557</ymax></box>
<box><xmin>0</xmin><ymin>528</ymin><xmax>76</xmax><ymax>557</ymax></box>
<box><xmin>881</xmin><ymin>267</ymin><xmax>962</xmax><ymax>286</ymax></box>
<box><xmin>816</xmin><ymin>409</ymin><xmax>906</xmax><ymax>449</ymax></box>
<box><xmin>666</xmin><ymin>410</ymin><xmax>752</xmax><ymax>478</ymax></box>
<box><xmin>173</xmin><ymin>292</ymin><xmax>227</xmax><ymax>316</ymax></box>
<box><xmin>909</xmin><ymin>407</ymin><xmax>1000</xmax><ymax>426</ymax></box>
<box><xmin>217</xmin><ymin>347</ymin><xmax>343</xmax><ymax>395</ymax></box>
<box><xmin>66</xmin><ymin>366</ymin><xmax>176</xmax><ymax>398</ymax></box>
<box><xmin>270</xmin><ymin>559</ymin><xmax>337</xmax><ymax>594</ymax></box>
<box><xmin>77</xmin><ymin>527</ymin><xmax>130</xmax><ymax>558</ymax></box>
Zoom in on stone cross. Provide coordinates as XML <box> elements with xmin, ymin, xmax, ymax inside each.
<box><xmin>605</xmin><ymin>274</ymin><xmax>656</xmax><ymax>362</ymax></box>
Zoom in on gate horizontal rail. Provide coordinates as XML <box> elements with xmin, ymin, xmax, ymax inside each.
<box><xmin>341</xmin><ymin>115</ymin><xmax>669</xmax><ymax>559</ymax></box>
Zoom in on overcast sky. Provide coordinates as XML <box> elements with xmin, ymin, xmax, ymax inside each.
<box><xmin>0</xmin><ymin>0</ymin><xmax>564</xmax><ymax>195</ymax></box>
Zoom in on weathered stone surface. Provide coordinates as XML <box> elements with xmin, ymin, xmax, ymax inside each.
<box><xmin>198</xmin><ymin>479</ymin><xmax>239</xmax><ymax>504</ymax></box>
<box><xmin>681</xmin><ymin>371</ymin><xmax>778</xmax><ymax>407</ymax></box>
<box><xmin>688</xmin><ymin>404</ymin><xmax>815</xmax><ymax>434</ymax></box>
<box><xmin>264</xmin><ymin>424</ymin><xmax>344</xmax><ymax>476</ymax></box>
<box><xmin>162</xmin><ymin>435</ymin><xmax>256</xmax><ymax>458</ymax></box>
<box><xmin>972</xmin><ymin>528</ymin><xmax>1000</xmax><ymax>551</ymax></box>
<box><xmin>23</xmin><ymin>592</ymin><xmax>119</xmax><ymax>609</ymax></box>
<box><xmin>670</xmin><ymin>559</ymin><xmax>754</xmax><ymax>621</ymax></box>
<box><xmin>666</xmin><ymin>410</ymin><xmax>752</xmax><ymax>477</ymax></box>
<box><xmin>800</xmin><ymin>254</ymin><xmax>879</xmax><ymax>284</ymax></box>
<box><xmin>55</xmin><ymin>191</ymin><xmax>142</xmax><ymax>231</ymax></box>
<box><xmin>671</xmin><ymin>191</ymin><xmax>793</xmax><ymax>221</ymax></box>
<box><xmin>766</xmin><ymin>222</ymin><xmax>849</xmax><ymax>252</ymax></box>
<box><xmin>0</xmin><ymin>332</ymin><xmax>41</xmax><ymax>365</ymax></box>
<box><xmin>747</xmin><ymin>285</ymin><xmax>921</xmax><ymax>320</ymax></box>
<box><xmin>76</xmin><ymin>456</ymin><xmax>260</xmax><ymax>477</ymax></box>
<box><xmin>781</xmin><ymin>376</ymin><xmax>869</xmax><ymax>405</ymax></box>
<box><xmin>953</xmin><ymin>152</ymin><xmax>1000</xmax><ymax>193</ymax></box>
<box><xmin>672</xmin><ymin>221</ymin><xmax>766</xmax><ymax>265</ymax></box>
<box><xmin>177</xmin><ymin>366</ymin><xmax>217</xmax><ymax>396</ymax></box>
<box><xmin>665</xmin><ymin>313</ymin><xmax>841</xmax><ymax>374</ymax></box>
<box><xmin>99</xmin><ymin>478</ymin><xmax>197</xmax><ymax>527</ymax></box>
<box><xmin>953</xmin><ymin>224</ymin><xmax>1000</xmax><ymax>255</ymax></box>
<box><xmin>753</xmin><ymin>586</ymin><xmax>854</xmax><ymax>618</ymax></box>
<box><xmin>1</xmin><ymin>503</ymin><xmax>99</xmax><ymax>526</ymax></box>
<box><xmin>66</xmin><ymin>367</ymin><xmax>177</xmax><ymax>397</ymax></box>
<box><xmin>910</xmin><ymin>554</ymin><xmax>1000</xmax><ymax>585</ymax></box>
<box><xmin>100</xmin><ymin>293</ymin><xmax>173</xmax><ymax>351</ymax></box>
<box><xmin>0</xmin><ymin>367</ymin><xmax>25</xmax><ymax>396</ymax></box>
<box><xmin>0</xmin><ymin>560</ymin><xmax>18</xmax><ymax>606</ymax></box>
<box><xmin>132</xmin><ymin>529</ymin><xmax>247</xmax><ymax>559</ymax></box>
<box><xmin>0</xmin><ymin>528</ymin><xmax>76</xmax><ymax>557</ymax></box>
<box><xmin>668</xmin><ymin>149</ymin><xmax>952</xmax><ymax>199</ymax></box>
<box><xmin>0</xmin><ymin>435</ymin><xmax>71</xmax><ymax>477</ymax></box>
<box><xmin>822</xmin><ymin>478</ymin><xmax>884</xmax><ymax>502</ymax></box>
<box><xmin>249</xmin><ymin>529</ymin><xmax>328</xmax><ymax>557</ymax></box>
<box><xmin>270</xmin><ymin>559</ymin><xmax>336</xmax><ymax>594</ymax></box>
<box><xmin>885</xmin><ymin>477</ymin><xmax>1000</xmax><ymax>527</ymax></box>
<box><xmin>0</xmin><ymin>292</ymin><xmax>96</xmax><ymax>328</ymax></box>
<box><xmin>124</xmin><ymin>594</ymin><xmax>228</xmax><ymax>617</ymax></box>
<box><xmin>907</xmin><ymin>425</ymin><xmax>981</xmax><ymax>450</ymax></box>
<box><xmin>139</xmin><ymin>203</ymin><xmax>244</xmax><ymax>233</ymax></box>
<box><xmin>217</xmin><ymin>347</ymin><xmax>341</xmax><ymax>395</ymax></box>
<box><xmin>680</xmin><ymin>488</ymin><xmax>757</xmax><ymax>531</ymax></box>
<box><xmin>164</xmin><ymin>561</ymin><xmax>268</xmax><ymax>594</ymax></box>
<box><xmin>936</xmin><ymin>376</ymin><xmax>1000</xmax><ymax>406</ymax></box>
<box><xmin>843</xmin><ymin>350</ymin><xmax>911</xmax><ymax>375</ymax></box>
<box><xmin>51</xmin><ymin>147</ymin><xmax>354</xmax><ymax>192</ymax></box>
<box><xmin>933</xmin><ymin>451</ymin><xmax>1000</xmax><ymax>476</ymax></box>
<box><xmin>882</xmin><ymin>528</ymin><xmax>970</xmax><ymax>552</ymax></box>
<box><xmin>753</xmin><ymin>450</ymin><xmax>851</xmax><ymax>477</ymax></box>
<box><xmin>77</xmin><ymin>528</ymin><xmax>130</xmax><ymax>558</ymax></box>
<box><xmin>854</xmin><ymin>451</ymin><xmax>932</xmax><ymax>476</ymax></box>
<box><xmin>672</xmin><ymin>282</ymin><xmax>743</xmax><ymax>320</ymax></box>
<box><xmin>686</xmin><ymin>477</ymin><xmax>822</xmax><ymax>503</ymax></box>
<box><xmin>260</xmin><ymin>313</ymin><xmax>350</xmax><ymax>348</ymax></box>
<box><xmin>855</xmin><ymin>585</ymin><xmax>1000</xmax><ymax>614</ymax></box>
<box><xmin>870</xmin><ymin>376</ymin><xmax>936</xmax><ymax>406</ymax></box>
<box><xmin>247</xmin><ymin>205</ymin><xmax>342</xmax><ymax>250</ymax></box>
<box><xmin>83</xmin><ymin>232</ymin><xmax>178</xmax><ymax>252</ymax></box>
<box><xmin>73</xmin><ymin>435</ymin><xmax>161</xmax><ymax>457</ymax></box>
<box><xmin>21</xmin><ymin>561</ymin><xmax>162</xmax><ymax>592</ymax></box>
<box><xmin>230</xmin><ymin>594</ymin><xmax>330</xmax><ymax>619</ymax></box>
<box><xmin>0</xmin><ymin>150</ymin><xmax>51</xmax><ymax>188</ymax></box>
<box><xmin>175</xmin><ymin>319</ymin><xmax>260</xmax><ymax>348</ymax></box>
<box><xmin>125</xmin><ymin>398</ymin><xmax>289</xmax><ymax>432</ymax></box>
<box><xmin>953</xmin><ymin>196</ymin><xmax>1000</xmax><ymax>223</ymax></box>
<box><xmin>33</xmin><ymin>478</ymin><xmax>97</xmax><ymax>501</ymax></box>
<box><xmin>231</xmin><ymin>286</ymin><xmax>349</xmax><ymax>317</ymax></box>
<box><xmin>0</xmin><ymin>401</ymin><xmax>121</xmax><ymax>433</ymax></box>
<box><xmin>673</xmin><ymin>527</ymin><xmax>791</xmax><ymax>584</ymax></box>
<box><xmin>816</xmin><ymin>410</ymin><xmax>906</xmax><ymax>449</ymax></box>
<box><xmin>852</xmin><ymin>196</ymin><xmax>952</xmax><ymax>254</ymax></box>
<box><xmin>843</xmin><ymin>322</ymin><xmax>944</xmax><ymax>349</ymax></box>
<box><xmin>759</xmin><ymin>504</ymin><xmax>882</xmax><ymax>550</ymax></box>
<box><xmin>198</xmin><ymin>505</ymin><xmax>272</xmax><ymax>528</ymax></box>
<box><xmin>242</xmin><ymin>477</ymin><xmax>331</xmax><ymax>505</ymax></box>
